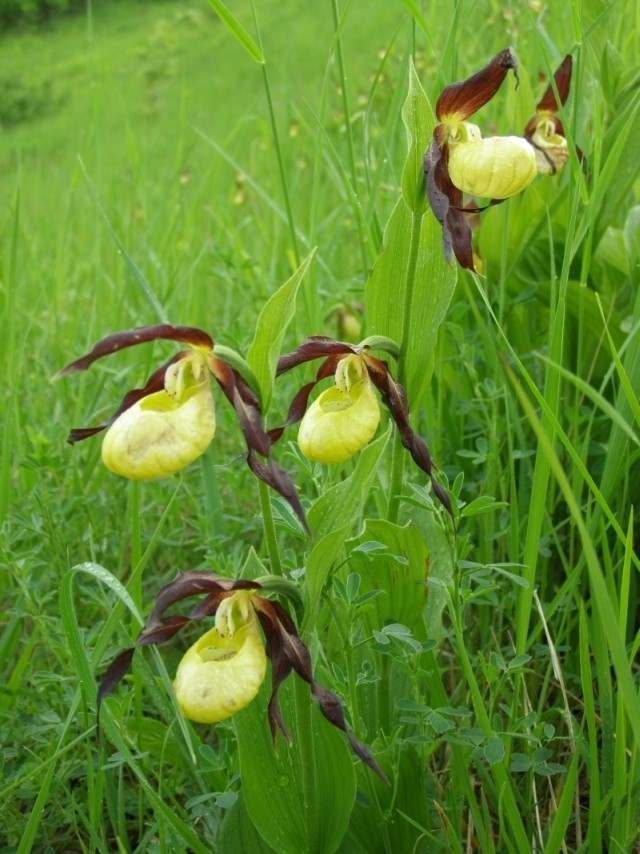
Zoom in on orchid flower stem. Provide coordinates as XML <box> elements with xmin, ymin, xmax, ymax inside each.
<box><xmin>399</xmin><ymin>210</ymin><xmax>422</xmax><ymax>385</ymax></box>
<box><xmin>258</xmin><ymin>480</ymin><xmax>283</xmax><ymax>576</ymax></box>
<box><xmin>387</xmin><ymin>209</ymin><xmax>422</xmax><ymax>522</ymax></box>
<box><xmin>129</xmin><ymin>480</ymin><xmax>142</xmax><ymax>614</ymax></box>
<box><xmin>386</xmin><ymin>430</ymin><xmax>405</xmax><ymax>524</ymax></box>
<box><xmin>293</xmin><ymin>675</ymin><xmax>318</xmax><ymax>849</ymax></box>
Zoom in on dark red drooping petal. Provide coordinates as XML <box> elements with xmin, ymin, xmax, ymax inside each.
<box><xmin>207</xmin><ymin>356</ymin><xmax>309</xmax><ymax>531</ymax></box>
<box><xmin>536</xmin><ymin>54</ymin><xmax>573</xmax><ymax>113</ymax></box>
<box><xmin>435</xmin><ymin>47</ymin><xmax>517</xmax><ymax>122</ymax></box>
<box><xmin>276</xmin><ymin>337</ymin><xmax>356</xmax><ymax>376</ymax></box>
<box><xmin>54</xmin><ymin>324</ymin><xmax>214</xmax><ymax>378</ymax></box>
<box><xmin>247</xmin><ymin>450</ymin><xmax>309</xmax><ymax>534</ymax></box>
<box><xmin>424</xmin><ymin>140</ymin><xmax>475</xmax><ymax>271</ymax></box>
<box><xmin>364</xmin><ymin>355</ymin><xmax>453</xmax><ymax>519</ymax></box>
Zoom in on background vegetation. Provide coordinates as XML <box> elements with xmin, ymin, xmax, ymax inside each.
<box><xmin>1</xmin><ymin>0</ymin><xmax>639</xmax><ymax>851</ymax></box>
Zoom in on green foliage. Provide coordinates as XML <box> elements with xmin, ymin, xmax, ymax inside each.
<box><xmin>2</xmin><ymin>0</ymin><xmax>640</xmax><ymax>851</ymax></box>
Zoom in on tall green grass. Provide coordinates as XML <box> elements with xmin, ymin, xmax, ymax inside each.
<box><xmin>1</xmin><ymin>0</ymin><xmax>639</xmax><ymax>850</ymax></box>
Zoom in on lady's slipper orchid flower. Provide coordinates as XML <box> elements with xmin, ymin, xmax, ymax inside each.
<box><xmin>271</xmin><ymin>336</ymin><xmax>452</xmax><ymax>518</ymax></box>
<box><xmin>445</xmin><ymin>121</ymin><xmax>537</xmax><ymax>200</ymax></box>
<box><xmin>524</xmin><ymin>55</ymin><xmax>574</xmax><ymax>175</ymax></box>
<box><xmin>101</xmin><ymin>350</ymin><xmax>216</xmax><ymax>479</ymax></box>
<box><xmin>97</xmin><ymin>570</ymin><xmax>387</xmax><ymax>783</ymax></box>
<box><xmin>54</xmin><ymin>324</ymin><xmax>306</xmax><ymax>527</ymax></box>
<box><xmin>425</xmin><ymin>49</ymin><xmax>576</xmax><ymax>271</ymax></box>
<box><xmin>424</xmin><ymin>48</ymin><xmax>532</xmax><ymax>270</ymax></box>
<box><xmin>173</xmin><ymin>590</ymin><xmax>267</xmax><ymax>723</ymax></box>
<box><xmin>297</xmin><ymin>354</ymin><xmax>381</xmax><ymax>463</ymax></box>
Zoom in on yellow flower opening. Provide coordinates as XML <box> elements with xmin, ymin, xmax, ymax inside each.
<box><xmin>173</xmin><ymin>591</ymin><xmax>267</xmax><ymax>724</ymax></box>
<box><xmin>298</xmin><ymin>354</ymin><xmax>380</xmax><ymax>463</ymax></box>
<box><xmin>101</xmin><ymin>352</ymin><xmax>216</xmax><ymax>479</ymax></box>
<box><xmin>446</xmin><ymin>121</ymin><xmax>537</xmax><ymax>199</ymax></box>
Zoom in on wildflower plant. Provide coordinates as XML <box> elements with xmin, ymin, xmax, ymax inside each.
<box><xmin>272</xmin><ymin>335</ymin><xmax>453</xmax><ymax>515</ymax></box>
<box><xmin>43</xmin><ymin>13</ymin><xmax>629</xmax><ymax>853</ymax></box>
<box><xmin>55</xmin><ymin>322</ymin><xmax>307</xmax><ymax>526</ymax></box>
<box><xmin>96</xmin><ymin>570</ymin><xmax>388</xmax><ymax>782</ymax></box>
<box><xmin>424</xmin><ymin>49</ymin><xmax>575</xmax><ymax>270</ymax></box>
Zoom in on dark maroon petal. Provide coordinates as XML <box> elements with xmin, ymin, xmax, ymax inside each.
<box><xmin>364</xmin><ymin>355</ymin><xmax>453</xmax><ymax>519</ymax></box>
<box><xmin>255</xmin><ymin>604</ymin><xmax>295</xmax><ymax>742</ymax></box>
<box><xmin>247</xmin><ymin>450</ymin><xmax>309</xmax><ymax>534</ymax></box>
<box><xmin>253</xmin><ymin>596</ymin><xmax>389</xmax><ymax>783</ymax></box>
<box><xmin>310</xmin><ymin>682</ymin><xmax>388</xmax><ymax>783</ymax></box>
<box><xmin>536</xmin><ymin>54</ymin><xmax>572</xmax><ymax>113</ymax></box>
<box><xmin>424</xmin><ymin>140</ymin><xmax>475</xmax><ymax>271</ymax></box>
<box><xmin>136</xmin><ymin>615</ymin><xmax>192</xmax><ymax>646</ymax></box>
<box><xmin>435</xmin><ymin>47</ymin><xmax>517</xmax><ymax>121</ymax></box>
<box><xmin>208</xmin><ymin>356</ymin><xmax>308</xmax><ymax>531</ymax></box>
<box><xmin>276</xmin><ymin>338</ymin><xmax>356</xmax><ymax>376</ymax></box>
<box><xmin>446</xmin><ymin>207</ymin><xmax>475</xmax><ymax>271</ymax></box>
<box><xmin>54</xmin><ymin>325</ymin><xmax>214</xmax><ymax>378</ymax></box>
<box><xmin>148</xmin><ymin>571</ymin><xmax>258</xmax><ymax>624</ymax></box>
<box><xmin>209</xmin><ymin>357</ymin><xmax>270</xmax><ymax>458</ymax></box>
<box><xmin>97</xmin><ymin>647</ymin><xmax>136</xmax><ymax>708</ymax></box>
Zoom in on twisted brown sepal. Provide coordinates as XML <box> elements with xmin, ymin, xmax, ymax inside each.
<box><xmin>53</xmin><ymin>324</ymin><xmax>214</xmax><ymax>443</ymax></box>
<box><xmin>274</xmin><ymin>338</ymin><xmax>453</xmax><ymax>519</ymax></box>
<box><xmin>524</xmin><ymin>55</ymin><xmax>582</xmax><ymax>170</ymax></box>
<box><xmin>435</xmin><ymin>47</ymin><xmax>518</xmax><ymax>122</ymax></box>
<box><xmin>534</xmin><ymin>55</ymin><xmax>573</xmax><ymax>114</ymax></box>
<box><xmin>363</xmin><ymin>354</ymin><xmax>454</xmax><ymax>521</ymax></box>
<box><xmin>250</xmin><ymin>596</ymin><xmax>388</xmax><ymax>783</ymax></box>
<box><xmin>97</xmin><ymin>570</ymin><xmax>388</xmax><ymax>784</ymax></box>
<box><xmin>208</xmin><ymin>356</ymin><xmax>308</xmax><ymax>532</ymax></box>
<box><xmin>53</xmin><ymin>325</ymin><xmax>215</xmax><ymax>378</ymax></box>
<box><xmin>424</xmin><ymin>140</ymin><xmax>475</xmax><ymax>270</ymax></box>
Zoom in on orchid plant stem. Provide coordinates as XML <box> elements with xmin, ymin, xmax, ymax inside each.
<box><xmin>128</xmin><ymin>480</ymin><xmax>142</xmax><ymax>617</ymax></box>
<box><xmin>258</xmin><ymin>480</ymin><xmax>283</xmax><ymax>576</ymax></box>
<box><xmin>387</xmin><ymin>209</ymin><xmax>422</xmax><ymax>522</ymax></box>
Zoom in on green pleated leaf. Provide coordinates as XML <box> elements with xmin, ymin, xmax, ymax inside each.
<box><xmin>401</xmin><ymin>59</ymin><xmax>433</xmax><ymax>215</ymax></box>
<box><xmin>348</xmin><ymin>520</ymin><xmax>430</xmax><ymax>634</ymax></box>
<box><xmin>365</xmin><ymin>64</ymin><xmax>456</xmax><ymax>406</ymax></box>
<box><xmin>247</xmin><ymin>250</ymin><xmax>315</xmax><ymax>411</ymax></box>
<box><xmin>346</xmin><ymin>746</ymin><xmax>430</xmax><ymax>854</ymax></box>
<box><xmin>218</xmin><ymin>792</ymin><xmax>277</xmax><ymax>853</ymax></box>
<box><xmin>412</xmin><ymin>504</ymin><xmax>455</xmax><ymax>641</ymax></box>
<box><xmin>304</xmin><ymin>428</ymin><xmax>390</xmax><ymax>625</ymax></box>
<box><xmin>234</xmin><ymin>677</ymin><xmax>356</xmax><ymax>854</ymax></box>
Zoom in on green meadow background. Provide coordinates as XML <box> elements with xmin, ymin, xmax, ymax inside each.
<box><xmin>1</xmin><ymin>0</ymin><xmax>639</xmax><ymax>851</ymax></box>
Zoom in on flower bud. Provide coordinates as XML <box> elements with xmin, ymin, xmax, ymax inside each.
<box><xmin>528</xmin><ymin>117</ymin><xmax>569</xmax><ymax>175</ymax></box>
<box><xmin>298</xmin><ymin>374</ymin><xmax>380</xmax><ymax>464</ymax></box>
<box><xmin>101</xmin><ymin>353</ymin><xmax>216</xmax><ymax>479</ymax></box>
<box><xmin>173</xmin><ymin>597</ymin><xmax>267</xmax><ymax>724</ymax></box>
<box><xmin>447</xmin><ymin>121</ymin><xmax>537</xmax><ymax>199</ymax></box>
